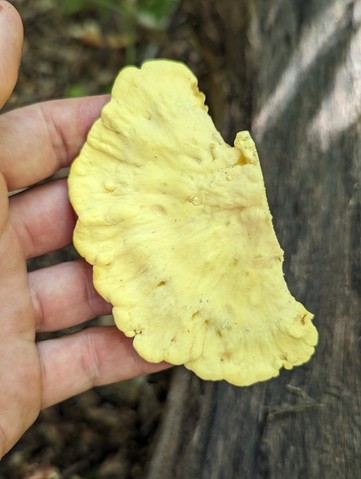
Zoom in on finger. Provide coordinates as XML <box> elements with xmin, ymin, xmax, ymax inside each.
<box><xmin>9</xmin><ymin>178</ymin><xmax>74</xmax><ymax>258</ymax></box>
<box><xmin>0</xmin><ymin>1</ymin><xmax>23</xmax><ymax>109</ymax></box>
<box><xmin>0</xmin><ymin>95</ymin><xmax>109</xmax><ymax>191</ymax></box>
<box><xmin>29</xmin><ymin>260</ymin><xmax>112</xmax><ymax>332</ymax></box>
<box><xmin>38</xmin><ymin>326</ymin><xmax>170</xmax><ymax>408</ymax></box>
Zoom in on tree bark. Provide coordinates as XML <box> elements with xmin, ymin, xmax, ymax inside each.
<box><xmin>147</xmin><ymin>0</ymin><xmax>361</xmax><ymax>477</ymax></box>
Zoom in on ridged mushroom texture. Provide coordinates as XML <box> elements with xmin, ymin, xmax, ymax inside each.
<box><xmin>68</xmin><ymin>59</ymin><xmax>318</xmax><ymax>386</ymax></box>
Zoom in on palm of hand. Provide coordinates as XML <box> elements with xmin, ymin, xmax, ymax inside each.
<box><xmin>0</xmin><ymin>189</ymin><xmax>41</xmax><ymax>456</ymax></box>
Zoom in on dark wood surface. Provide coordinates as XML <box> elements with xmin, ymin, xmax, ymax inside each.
<box><xmin>147</xmin><ymin>1</ymin><xmax>361</xmax><ymax>477</ymax></box>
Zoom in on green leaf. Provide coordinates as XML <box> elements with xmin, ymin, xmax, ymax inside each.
<box><xmin>62</xmin><ymin>0</ymin><xmax>89</xmax><ymax>16</ymax></box>
<box><xmin>137</xmin><ymin>0</ymin><xmax>179</xmax><ymax>28</ymax></box>
<box><xmin>66</xmin><ymin>84</ymin><xmax>89</xmax><ymax>98</ymax></box>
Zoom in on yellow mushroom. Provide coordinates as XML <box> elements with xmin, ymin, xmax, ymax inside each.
<box><xmin>68</xmin><ymin>59</ymin><xmax>318</xmax><ymax>386</ymax></box>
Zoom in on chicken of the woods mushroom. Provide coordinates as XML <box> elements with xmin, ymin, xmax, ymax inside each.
<box><xmin>68</xmin><ymin>59</ymin><xmax>318</xmax><ymax>386</ymax></box>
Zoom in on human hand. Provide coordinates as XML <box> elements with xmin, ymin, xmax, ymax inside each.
<box><xmin>0</xmin><ymin>1</ymin><xmax>169</xmax><ymax>457</ymax></box>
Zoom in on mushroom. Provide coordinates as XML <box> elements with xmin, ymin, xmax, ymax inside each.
<box><xmin>68</xmin><ymin>59</ymin><xmax>318</xmax><ymax>386</ymax></box>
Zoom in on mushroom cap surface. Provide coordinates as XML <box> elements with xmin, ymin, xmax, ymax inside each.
<box><xmin>69</xmin><ymin>59</ymin><xmax>318</xmax><ymax>386</ymax></box>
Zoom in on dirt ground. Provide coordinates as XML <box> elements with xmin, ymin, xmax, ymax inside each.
<box><xmin>1</xmin><ymin>1</ymin><xmax>206</xmax><ymax>477</ymax></box>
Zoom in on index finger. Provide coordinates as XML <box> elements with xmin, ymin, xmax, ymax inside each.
<box><xmin>0</xmin><ymin>95</ymin><xmax>109</xmax><ymax>191</ymax></box>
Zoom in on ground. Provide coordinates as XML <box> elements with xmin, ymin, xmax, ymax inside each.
<box><xmin>1</xmin><ymin>1</ymin><xmax>202</xmax><ymax>477</ymax></box>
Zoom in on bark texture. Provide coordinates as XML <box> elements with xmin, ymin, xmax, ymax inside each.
<box><xmin>147</xmin><ymin>0</ymin><xmax>361</xmax><ymax>477</ymax></box>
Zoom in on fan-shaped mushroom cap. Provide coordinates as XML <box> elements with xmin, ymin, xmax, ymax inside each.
<box><xmin>69</xmin><ymin>59</ymin><xmax>317</xmax><ymax>386</ymax></box>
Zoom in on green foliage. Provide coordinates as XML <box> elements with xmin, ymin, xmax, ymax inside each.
<box><xmin>62</xmin><ymin>0</ymin><xmax>119</xmax><ymax>17</ymax></box>
<box><xmin>137</xmin><ymin>0</ymin><xmax>179</xmax><ymax>28</ymax></box>
<box><xmin>62</xmin><ymin>0</ymin><xmax>88</xmax><ymax>16</ymax></box>
<box><xmin>65</xmin><ymin>84</ymin><xmax>90</xmax><ymax>98</ymax></box>
<box><xmin>62</xmin><ymin>0</ymin><xmax>178</xmax><ymax>29</ymax></box>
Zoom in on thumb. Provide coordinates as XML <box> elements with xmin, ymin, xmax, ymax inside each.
<box><xmin>0</xmin><ymin>1</ymin><xmax>23</xmax><ymax>109</ymax></box>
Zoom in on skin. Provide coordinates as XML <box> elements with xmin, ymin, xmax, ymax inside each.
<box><xmin>0</xmin><ymin>1</ymin><xmax>169</xmax><ymax>458</ymax></box>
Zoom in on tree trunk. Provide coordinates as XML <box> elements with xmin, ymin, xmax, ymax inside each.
<box><xmin>147</xmin><ymin>0</ymin><xmax>361</xmax><ymax>477</ymax></box>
